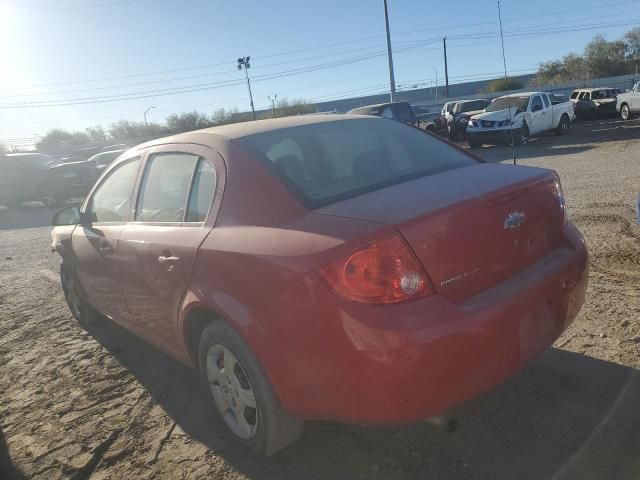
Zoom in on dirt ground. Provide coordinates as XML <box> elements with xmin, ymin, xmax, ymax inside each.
<box><xmin>1</xmin><ymin>117</ymin><xmax>640</xmax><ymax>480</ymax></box>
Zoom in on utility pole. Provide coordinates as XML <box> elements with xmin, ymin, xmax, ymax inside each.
<box><xmin>433</xmin><ymin>67</ymin><xmax>438</xmax><ymax>102</ymax></box>
<box><xmin>443</xmin><ymin>37</ymin><xmax>450</xmax><ymax>98</ymax></box>
<box><xmin>268</xmin><ymin>95</ymin><xmax>278</xmax><ymax>117</ymax></box>
<box><xmin>143</xmin><ymin>106</ymin><xmax>156</xmax><ymax>136</ymax></box>
<box><xmin>237</xmin><ymin>56</ymin><xmax>256</xmax><ymax>120</ymax></box>
<box><xmin>383</xmin><ymin>0</ymin><xmax>396</xmax><ymax>102</ymax></box>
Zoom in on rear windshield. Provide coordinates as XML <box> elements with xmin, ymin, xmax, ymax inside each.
<box><xmin>236</xmin><ymin>118</ymin><xmax>477</xmax><ymax>208</ymax></box>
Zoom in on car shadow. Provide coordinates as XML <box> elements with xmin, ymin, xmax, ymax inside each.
<box><xmin>0</xmin><ymin>428</ymin><xmax>25</xmax><ymax>480</ymax></box>
<box><xmin>88</xmin><ymin>317</ymin><xmax>640</xmax><ymax>480</ymax></box>
<box><xmin>466</xmin><ymin>117</ymin><xmax>640</xmax><ymax>164</ymax></box>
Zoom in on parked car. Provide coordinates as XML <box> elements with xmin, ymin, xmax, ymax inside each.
<box><xmin>570</xmin><ymin>87</ymin><xmax>620</xmax><ymax>118</ymax></box>
<box><xmin>51</xmin><ymin>115</ymin><xmax>588</xmax><ymax>456</ymax></box>
<box><xmin>441</xmin><ymin>101</ymin><xmax>456</xmax><ymax>124</ymax></box>
<box><xmin>466</xmin><ymin>92</ymin><xmax>575</xmax><ymax>148</ymax></box>
<box><xmin>88</xmin><ymin>149</ymin><xmax>126</xmax><ymax>171</ymax></box>
<box><xmin>0</xmin><ymin>153</ymin><xmax>86</xmax><ymax>208</ymax></box>
<box><xmin>617</xmin><ymin>81</ymin><xmax>640</xmax><ymax>120</ymax></box>
<box><xmin>412</xmin><ymin>106</ymin><xmax>447</xmax><ymax>133</ymax></box>
<box><xmin>347</xmin><ymin>101</ymin><xmax>439</xmax><ymax>132</ymax></box>
<box><xmin>448</xmin><ymin>99</ymin><xmax>491</xmax><ymax>140</ymax></box>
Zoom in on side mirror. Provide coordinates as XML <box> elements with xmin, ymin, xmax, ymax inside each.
<box><xmin>52</xmin><ymin>205</ymin><xmax>84</xmax><ymax>226</ymax></box>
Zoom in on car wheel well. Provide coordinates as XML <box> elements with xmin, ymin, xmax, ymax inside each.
<box><xmin>183</xmin><ymin>307</ymin><xmax>226</xmax><ymax>369</ymax></box>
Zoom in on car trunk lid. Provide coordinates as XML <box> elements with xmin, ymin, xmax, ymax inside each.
<box><xmin>314</xmin><ymin>163</ymin><xmax>564</xmax><ymax>302</ymax></box>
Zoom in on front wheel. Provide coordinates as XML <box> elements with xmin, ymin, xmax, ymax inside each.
<box><xmin>514</xmin><ymin>123</ymin><xmax>529</xmax><ymax>145</ymax></box>
<box><xmin>621</xmin><ymin>104</ymin><xmax>632</xmax><ymax>121</ymax></box>
<box><xmin>468</xmin><ymin>138</ymin><xmax>482</xmax><ymax>148</ymax></box>
<box><xmin>199</xmin><ymin>322</ymin><xmax>304</xmax><ymax>456</ymax></box>
<box><xmin>60</xmin><ymin>263</ymin><xmax>100</xmax><ymax>327</ymax></box>
<box><xmin>556</xmin><ymin>115</ymin><xmax>570</xmax><ymax>135</ymax></box>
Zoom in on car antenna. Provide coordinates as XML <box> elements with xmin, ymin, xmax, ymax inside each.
<box><xmin>498</xmin><ymin>1</ymin><xmax>516</xmax><ymax>165</ymax></box>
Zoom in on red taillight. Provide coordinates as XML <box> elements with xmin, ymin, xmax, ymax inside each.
<box><xmin>318</xmin><ymin>235</ymin><xmax>435</xmax><ymax>304</ymax></box>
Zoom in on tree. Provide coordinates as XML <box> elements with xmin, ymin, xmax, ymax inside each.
<box><xmin>211</xmin><ymin>107</ymin><xmax>241</xmax><ymax>125</ymax></box>
<box><xmin>624</xmin><ymin>27</ymin><xmax>640</xmax><ymax>66</ymax></box>
<box><xmin>108</xmin><ymin>120</ymin><xmax>163</xmax><ymax>139</ymax></box>
<box><xmin>480</xmin><ymin>77</ymin><xmax>523</xmax><ymax>93</ymax></box>
<box><xmin>35</xmin><ymin>128</ymin><xmax>90</xmax><ymax>152</ymax></box>
<box><xmin>584</xmin><ymin>35</ymin><xmax>627</xmax><ymax>78</ymax></box>
<box><xmin>273</xmin><ymin>98</ymin><xmax>315</xmax><ymax>117</ymax></box>
<box><xmin>165</xmin><ymin>110</ymin><xmax>213</xmax><ymax>133</ymax></box>
<box><xmin>85</xmin><ymin>125</ymin><xmax>107</xmax><ymax>143</ymax></box>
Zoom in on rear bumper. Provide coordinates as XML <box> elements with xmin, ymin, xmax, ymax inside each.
<box><xmin>467</xmin><ymin>127</ymin><xmax>520</xmax><ymax>145</ymax></box>
<box><xmin>259</xmin><ymin>223</ymin><xmax>588</xmax><ymax>424</ymax></box>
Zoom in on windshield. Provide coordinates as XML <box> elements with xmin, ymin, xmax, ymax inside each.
<box><xmin>486</xmin><ymin>96</ymin><xmax>529</xmax><ymax>113</ymax></box>
<box><xmin>238</xmin><ymin>118</ymin><xmax>476</xmax><ymax>208</ymax></box>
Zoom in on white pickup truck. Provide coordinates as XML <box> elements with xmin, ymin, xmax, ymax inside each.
<box><xmin>466</xmin><ymin>92</ymin><xmax>575</xmax><ymax>148</ymax></box>
<box><xmin>617</xmin><ymin>81</ymin><xmax>640</xmax><ymax>120</ymax></box>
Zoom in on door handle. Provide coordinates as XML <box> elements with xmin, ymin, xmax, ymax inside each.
<box><xmin>158</xmin><ymin>255</ymin><xmax>180</xmax><ymax>263</ymax></box>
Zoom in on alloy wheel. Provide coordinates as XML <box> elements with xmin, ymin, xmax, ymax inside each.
<box><xmin>206</xmin><ymin>344</ymin><xmax>258</xmax><ymax>440</ymax></box>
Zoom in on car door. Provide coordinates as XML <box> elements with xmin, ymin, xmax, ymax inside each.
<box><xmin>633</xmin><ymin>83</ymin><xmax>640</xmax><ymax>110</ymax></box>
<box><xmin>528</xmin><ymin>95</ymin><xmax>548</xmax><ymax>134</ymax></box>
<box><xmin>72</xmin><ymin>156</ymin><xmax>142</xmax><ymax>322</ymax></box>
<box><xmin>115</xmin><ymin>145</ymin><xmax>224</xmax><ymax>358</ymax></box>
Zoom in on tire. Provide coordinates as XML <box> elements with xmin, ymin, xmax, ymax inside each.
<box><xmin>514</xmin><ymin>123</ymin><xmax>529</xmax><ymax>146</ymax></box>
<box><xmin>60</xmin><ymin>263</ymin><xmax>100</xmax><ymax>327</ymax></box>
<box><xmin>556</xmin><ymin>115</ymin><xmax>570</xmax><ymax>135</ymax></box>
<box><xmin>199</xmin><ymin>321</ymin><xmax>304</xmax><ymax>456</ymax></box>
<box><xmin>468</xmin><ymin>139</ymin><xmax>482</xmax><ymax>148</ymax></box>
<box><xmin>621</xmin><ymin>104</ymin><xmax>632</xmax><ymax>121</ymax></box>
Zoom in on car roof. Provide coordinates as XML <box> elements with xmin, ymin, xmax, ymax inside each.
<box><xmin>455</xmin><ymin>99</ymin><xmax>489</xmax><ymax>104</ymax></box>
<box><xmin>572</xmin><ymin>87</ymin><xmax>616</xmax><ymax>92</ymax></box>
<box><xmin>347</xmin><ymin>101</ymin><xmax>410</xmax><ymax>114</ymax></box>
<box><xmin>133</xmin><ymin>115</ymin><xmax>383</xmax><ymax>149</ymax></box>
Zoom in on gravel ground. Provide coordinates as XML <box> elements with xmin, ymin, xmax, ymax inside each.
<box><xmin>1</xmin><ymin>117</ymin><xmax>639</xmax><ymax>480</ymax></box>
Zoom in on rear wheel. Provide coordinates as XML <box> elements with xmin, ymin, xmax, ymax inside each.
<box><xmin>621</xmin><ymin>104</ymin><xmax>632</xmax><ymax>121</ymax></box>
<box><xmin>199</xmin><ymin>321</ymin><xmax>303</xmax><ymax>456</ymax></box>
<box><xmin>556</xmin><ymin>115</ymin><xmax>570</xmax><ymax>135</ymax></box>
<box><xmin>60</xmin><ymin>263</ymin><xmax>100</xmax><ymax>327</ymax></box>
<box><xmin>468</xmin><ymin>139</ymin><xmax>482</xmax><ymax>148</ymax></box>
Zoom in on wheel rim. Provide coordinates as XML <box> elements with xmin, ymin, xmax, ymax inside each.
<box><xmin>521</xmin><ymin>126</ymin><xmax>529</xmax><ymax>144</ymax></box>
<box><xmin>206</xmin><ymin>344</ymin><xmax>258</xmax><ymax>440</ymax></box>
<box><xmin>622</xmin><ymin>107</ymin><xmax>629</xmax><ymax>119</ymax></box>
<box><xmin>562</xmin><ymin>119</ymin><xmax>568</xmax><ymax>133</ymax></box>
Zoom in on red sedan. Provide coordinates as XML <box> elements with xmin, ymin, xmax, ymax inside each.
<box><xmin>51</xmin><ymin>115</ymin><xmax>588</xmax><ymax>456</ymax></box>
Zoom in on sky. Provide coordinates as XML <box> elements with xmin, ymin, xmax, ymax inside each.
<box><xmin>1</xmin><ymin>0</ymin><xmax>639</xmax><ymax>148</ymax></box>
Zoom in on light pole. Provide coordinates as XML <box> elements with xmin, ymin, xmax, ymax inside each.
<box><xmin>383</xmin><ymin>0</ymin><xmax>396</xmax><ymax>102</ymax></box>
<box><xmin>144</xmin><ymin>106</ymin><xmax>156</xmax><ymax>135</ymax></box>
<box><xmin>268</xmin><ymin>94</ymin><xmax>278</xmax><ymax>117</ymax></box>
<box><xmin>238</xmin><ymin>56</ymin><xmax>256</xmax><ymax>120</ymax></box>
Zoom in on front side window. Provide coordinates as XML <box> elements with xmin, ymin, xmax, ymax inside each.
<box><xmin>90</xmin><ymin>158</ymin><xmax>141</xmax><ymax>223</ymax></box>
<box><xmin>238</xmin><ymin>118</ymin><xmax>476</xmax><ymax>208</ymax></box>
<box><xmin>136</xmin><ymin>153</ymin><xmax>199</xmax><ymax>222</ymax></box>
<box><xmin>530</xmin><ymin>96</ymin><xmax>543</xmax><ymax>111</ymax></box>
<box><xmin>570</xmin><ymin>91</ymin><xmax>579</xmax><ymax>99</ymax></box>
<box><xmin>542</xmin><ymin>94</ymin><xmax>551</xmax><ymax>108</ymax></box>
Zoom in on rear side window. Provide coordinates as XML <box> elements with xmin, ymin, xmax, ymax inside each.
<box><xmin>136</xmin><ymin>153</ymin><xmax>199</xmax><ymax>222</ymax></box>
<box><xmin>237</xmin><ymin>118</ymin><xmax>477</xmax><ymax>208</ymax></box>
<box><xmin>570</xmin><ymin>91</ymin><xmax>579</xmax><ymax>99</ymax></box>
<box><xmin>186</xmin><ymin>159</ymin><xmax>216</xmax><ymax>222</ymax></box>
